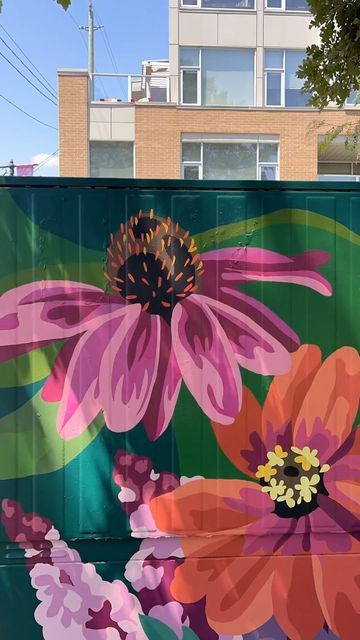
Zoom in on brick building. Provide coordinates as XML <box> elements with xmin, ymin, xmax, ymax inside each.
<box><xmin>58</xmin><ymin>0</ymin><xmax>360</xmax><ymax>181</ymax></box>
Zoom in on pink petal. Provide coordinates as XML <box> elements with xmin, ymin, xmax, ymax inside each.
<box><xmin>142</xmin><ymin>318</ymin><xmax>182</xmax><ymax>441</ymax></box>
<box><xmin>201</xmin><ymin>248</ymin><xmax>332</xmax><ymax>296</ymax></box>
<box><xmin>171</xmin><ymin>296</ymin><xmax>242</xmax><ymax>425</ymax></box>
<box><xmin>204</xmin><ymin>291</ymin><xmax>293</xmax><ymax>375</ymax></box>
<box><xmin>99</xmin><ymin>309</ymin><xmax>161</xmax><ymax>433</ymax></box>
<box><xmin>57</xmin><ymin>306</ymin><xmax>135</xmax><ymax>439</ymax></box>
<box><xmin>0</xmin><ymin>280</ymin><xmax>123</xmax><ymax>350</ymax></box>
<box><xmin>41</xmin><ymin>336</ymin><xmax>81</xmax><ymax>403</ymax></box>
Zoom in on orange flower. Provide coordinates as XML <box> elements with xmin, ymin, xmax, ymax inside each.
<box><xmin>150</xmin><ymin>345</ymin><xmax>360</xmax><ymax>640</ymax></box>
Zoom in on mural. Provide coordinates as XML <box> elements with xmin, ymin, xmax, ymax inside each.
<box><xmin>0</xmin><ymin>180</ymin><xmax>359</xmax><ymax>640</ymax></box>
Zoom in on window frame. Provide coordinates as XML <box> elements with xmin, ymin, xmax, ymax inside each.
<box><xmin>264</xmin><ymin>0</ymin><xmax>310</xmax><ymax>12</ymax></box>
<box><xmin>180</xmin><ymin>48</ymin><xmax>201</xmax><ymax>106</ymax></box>
<box><xmin>264</xmin><ymin>49</ymin><xmax>309</xmax><ymax>108</ymax></box>
<box><xmin>180</xmin><ymin>46</ymin><xmax>255</xmax><ymax>107</ymax></box>
<box><xmin>181</xmin><ymin>137</ymin><xmax>280</xmax><ymax>181</ymax></box>
<box><xmin>180</xmin><ymin>0</ymin><xmax>256</xmax><ymax>10</ymax></box>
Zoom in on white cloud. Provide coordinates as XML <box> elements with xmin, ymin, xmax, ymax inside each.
<box><xmin>30</xmin><ymin>152</ymin><xmax>59</xmax><ymax>177</ymax></box>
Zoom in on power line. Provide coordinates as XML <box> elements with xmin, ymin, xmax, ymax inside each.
<box><xmin>0</xmin><ymin>23</ymin><xmax>56</xmax><ymax>95</ymax></box>
<box><xmin>0</xmin><ymin>94</ymin><xmax>58</xmax><ymax>130</ymax></box>
<box><xmin>33</xmin><ymin>150</ymin><xmax>59</xmax><ymax>174</ymax></box>
<box><xmin>68</xmin><ymin>6</ymin><xmax>107</xmax><ymax>99</ymax></box>
<box><xmin>68</xmin><ymin>9</ymin><xmax>88</xmax><ymax>52</ymax></box>
<box><xmin>0</xmin><ymin>35</ymin><xmax>57</xmax><ymax>100</ymax></box>
<box><xmin>0</xmin><ymin>51</ymin><xmax>57</xmax><ymax>106</ymax></box>
<box><xmin>93</xmin><ymin>3</ymin><xmax>126</xmax><ymax>100</ymax></box>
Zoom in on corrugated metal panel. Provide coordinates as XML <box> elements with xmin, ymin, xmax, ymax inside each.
<box><xmin>0</xmin><ymin>178</ymin><xmax>358</xmax><ymax>640</ymax></box>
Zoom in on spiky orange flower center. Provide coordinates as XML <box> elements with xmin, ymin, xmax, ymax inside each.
<box><xmin>105</xmin><ymin>211</ymin><xmax>204</xmax><ymax>323</ymax></box>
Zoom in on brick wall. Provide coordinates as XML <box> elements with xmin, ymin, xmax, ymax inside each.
<box><xmin>135</xmin><ymin>106</ymin><xmax>360</xmax><ymax>180</ymax></box>
<box><xmin>58</xmin><ymin>71</ymin><xmax>89</xmax><ymax>177</ymax></box>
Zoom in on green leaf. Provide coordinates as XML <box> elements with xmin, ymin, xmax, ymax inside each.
<box><xmin>139</xmin><ymin>615</ymin><xmax>179</xmax><ymax>640</ymax></box>
<box><xmin>182</xmin><ymin>627</ymin><xmax>201</xmax><ymax>640</ymax></box>
<box><xmin>0</xmin><ymin>389</ymin><xmax>103</xmax><ymax>479</ymax></box>
<box><xmin>0</xmin><ymin>343</ymin><xmax>60</xmax><ymax>388</ymax></box>
<box><xmin>57</xmin><ymin>0</ymin><xmax>71</xmax><ymax>8</ymax></box>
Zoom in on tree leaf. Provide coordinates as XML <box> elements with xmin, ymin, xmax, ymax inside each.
<box><xmin>0</xmin><ymin>389</ymin><xmax>103</xmax><ymax>479</ymax></box>
<box><xmin>182</xmin><ymin>627</ymin><xmax>201</xmax><ymax>640</ymax></box>
<box><xmin>139</xmin><ymin>615</ymin><xmax>179</xmax><ymax>640</ymax></box>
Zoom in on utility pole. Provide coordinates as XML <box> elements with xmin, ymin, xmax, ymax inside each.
<box><xmin>80</xmin><ymin>3</ymin><xmax>103</xmax><ymax>102</ymax></box>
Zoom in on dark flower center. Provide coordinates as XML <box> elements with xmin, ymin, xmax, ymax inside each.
<box><xmin>105</xmin><ymin>211</ymin><xmax>204</xmax><ymax>323</ymax></box>
<box><xmin>257</xmin><ymin>445</ymin><xmax>330</xmax><ymax>520</ymax></box>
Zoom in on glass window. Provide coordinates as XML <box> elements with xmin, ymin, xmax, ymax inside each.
<box><xmin>285</xmin><ymin>50</ymin><xmax>309</xmax><ymax>106</ymax></box>
<box><xmin>265</xmin><ymin>50</ymin><xmax>283</xmax><ymax>69</ymax></box>
<box><xmin>203</xmin><ymin>143</ymin><xmax>257</xmax><ymax>179</ymax></box>
<box><xmin>202</xmin><ymin>0</ymin><xmax>254</xmax><ymax>7</ymax></box>
<box><xmin>182</xmin><ymin>141</ymin><xmax>279</xmax><ymax>181</ymax></box>
<box><xmin>260</xmin><ymin>166</ymin><xmax>277</xmax><ymax>180</ymax></box>
<box><xmin>259</xmin><ymin>143</ymin><xmax>278</xmax><ymax>163</ymax></box>
<box><xmin>201</xmin><ymin>49</ymin><xmax>254</xmax><ymax>106</ymax></box>
<box><xmin>318</xmin><ymin>163</ymin><xmax>352</xmax><ymax>175</ymax></box>
<box><xmin>182</xmin><ymin>70</ymin><xmax>198</xmax><ymax>103</ymax></box>
<box><xmin>90</xmin><ymin>142</ymin><xmax>134</xmax><ymax>178</ymax></box>
<box><xmin>184</xmin><ymin>166</ymin><xmax>200</xmax><ymax>179</ymax></box>
<box><xmin>182</xmin><ymin>0</ymin><xmax>198</xmax><ymax>5</ymax></box>
<box><xmin>180</xmin><ymin>48</ymin><xmax>199</xmax><ymax>67</ymax></box>
<box><xmin>182</xmin><ymin>142</ymin><xmax>201</xmax><ymax>162</ymax></box>
<box><xmin>286</xmin><ymin>0</ymin><xmax>308</xmax><ymax>9</ymax></box>
<box><xmin>265</xmin><ymin>0</ymin><xmax>309</xmax><ymax>8</ymax></box>
<box><xmin>266</xmin><ymin>72</ymin><xmax>282</xmax><ymax>106</ymax></box>
<box><xmin>346</xmin><ymin>89</ymin><xmax>360</xmax><ymax>106</ymax></box>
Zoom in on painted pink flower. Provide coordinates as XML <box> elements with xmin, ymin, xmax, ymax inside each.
<box><xmin>0</xmin><ymin>212</ymin><xmax>332</xmax><ymax>440</ymax></box>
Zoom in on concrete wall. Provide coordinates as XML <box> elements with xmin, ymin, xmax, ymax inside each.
<box><xmin>89</xmin><ymin>106</ymin><xmax>135</xmax><ymax>142</ymax></box>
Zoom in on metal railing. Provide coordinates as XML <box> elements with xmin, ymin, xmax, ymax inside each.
<box><xmin>92</xmin><ymin>73</ymin><xmax>172</xmax><ymax>104</ymax></box>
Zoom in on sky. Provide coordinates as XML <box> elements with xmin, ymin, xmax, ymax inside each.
<box><xmin>0</xmin><ymin>0</ymin><xmax>169</xmax><ymax>176</ymax></box>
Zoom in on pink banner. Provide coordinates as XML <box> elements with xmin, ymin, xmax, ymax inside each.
<box><xmin>16</xmin><ymin>164</ymin><xmax>34</xmax><ymax>177</ymax></box>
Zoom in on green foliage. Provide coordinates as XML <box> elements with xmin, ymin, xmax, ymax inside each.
<box><xmin>139</xmin><ymin>615</ymin><xmax>179</xmax><ymax>640</ymax></box>
<box><xmin>0</xmin><ymin>0</ymin><xmax>71</xmax><ymax>10</ymax></box>
<box><xmin>298</xmin><ymin>0</ymin><xmax>360</xmax><ymax>108</ymax></box>
<box><xmin>181</xmin><ymin>627</ymin><xmax>201</xmax><ymax>640</ymax></box>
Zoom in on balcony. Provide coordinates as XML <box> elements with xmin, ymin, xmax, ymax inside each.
<box><xmin>92</xmin><ymin>73</ymin><xmax>171</xmax><ymax>104</ymax></box>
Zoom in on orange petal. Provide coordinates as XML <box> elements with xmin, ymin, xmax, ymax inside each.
<box><xmin>293</xmin><ymin>347</ymin><xmax>360</xmax><ymax>461</ymax></box>
<box><xmin>211</xmin><ymin>386</ymin><xmax>263</xmax><ymax>477</ymax></box>
<box><xmin>329</xmin><ymin>480</ymin><xmax>360</xmax><ymax>519</ymax></box>
<box><xmin>272</xmin><ymin>556</ymin><xmax>324</xmax><ymax>640</ymax></box>
<box><xmin>262</xmin><ymin>344</ymin><xmax>322</xmax><ymax>448</ymax></box>
<box><xmin>313</xmin><ymin>554</ymin><xmax>360</xmax><ymax>640</ymax></box>
<box><xmin>149</xmin><ymin>479</ymin><xmax>269</xmax><ymax>536</ymax></box>
<box><xmin>171</xmin><ymin>535</ymin><xmax>246</xmax><ymax>605</ymax></box>
<box><xmin>204</xmin><ymin>556</ymin><xmax>274</xmax><ymax>635</ymax></box>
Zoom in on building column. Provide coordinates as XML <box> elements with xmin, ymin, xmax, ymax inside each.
<box><xmin>58</xmin><ymin>69</ymin><xmax>90</xmax><ymax>177</ymax></box>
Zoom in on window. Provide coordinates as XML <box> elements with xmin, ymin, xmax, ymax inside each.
<box><xmin>180</xmin><ymin>47</ymin><xmax>255</xmax><ymax>106</ymax></box>
<box><xmin>90</xmin><ymin>142</ymin><xmax>134</xmax><ymax>178</ymax></box>
<box><xmin>318</xmin><ymin>162</ymin><xmax>360</xmax><ymax>181</ymax></box>
<box><xmin>346</xmin><ymin>89</ymin><xmax>360</xmax><ymax>107</ymax></box>
<box><xmin>265</xmin><ymin>50</ymin><xmax>310</xmax><ymax>107</ymax></box>
<box><xmin>265</xmin><ymin>0</ymin><xmax>309</xmax><ymax>10</ymax></box>
<box><xmin>181</xmin><ymin>0</ymin><xmax>255</xmax><ymax>9</ymax></box>
<box><xmin>182</xmin><ymin>138</ymin><xmax>279</xmax><ymax>180</ymax></box>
